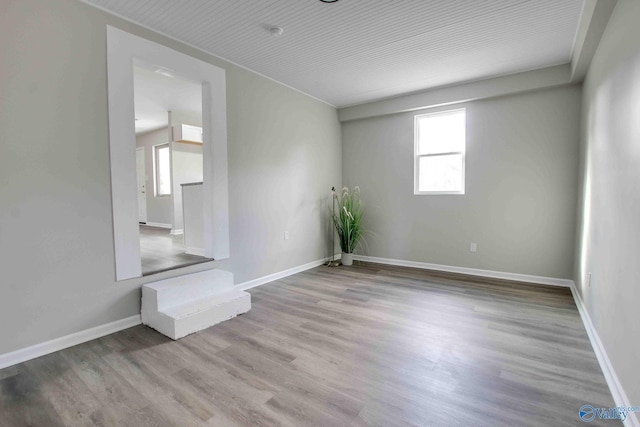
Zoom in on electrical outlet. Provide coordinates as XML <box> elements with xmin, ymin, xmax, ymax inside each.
<box><xmin>588</xmin><ymin>272</ymin><xmax>592</xmax><ymax>288</ymax></box>
<box><xmin>470</xmin><ymin>242</ymin><xmax>477</xmax><ymax>253</ymax></box>
<box><xmin>284</xmin><ymin>231</ymin><xmax>289</xmax><ymax>241</ymax></box>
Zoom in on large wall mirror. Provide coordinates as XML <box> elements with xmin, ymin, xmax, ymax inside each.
<box><xmin>106</xmin><ymin>26</ymin><xmax>230</xmax><ymax>281</ymax></box>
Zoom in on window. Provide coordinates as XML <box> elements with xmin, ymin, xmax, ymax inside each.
<box><xmin>414</xmin><ymin>109</ymin><xmax>466</xmax><ymax>195</ymax></box>
<box><xmin>154</xmin><ymin>143</ymin><xmax>171</xmax><ymax>196</ymax></box>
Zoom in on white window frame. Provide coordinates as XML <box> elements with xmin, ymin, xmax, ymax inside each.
<box><xmin>414</xmin><ymin>108</ymin><xmax>466</xmax><ymax>195</ymax></box>
<box><xmin>153</xmin><ymin>143</ymin><xmax>171</xmax><ymax>197</ymax></box>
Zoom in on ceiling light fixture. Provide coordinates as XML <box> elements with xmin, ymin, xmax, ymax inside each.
<box><xmin>319</xmin><ymin>0</ymin><xmax>339</xmax><ymax>3</ymax></box>
<box><xmin>269</xmin><ymin>26</ymin><xmax>284</xmax><ymax>37</ymax></box>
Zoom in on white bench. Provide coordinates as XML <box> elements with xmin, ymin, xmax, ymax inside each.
<box><xmin>141</xmin><ymin>269</ymin><xmax>251</xmax><ymax>340</ymax></box>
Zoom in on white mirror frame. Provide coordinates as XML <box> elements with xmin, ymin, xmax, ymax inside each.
<box><xmin>106</xmin><ymin>26</ymin><xmax>230</xmax><ymax>281</ymax></box>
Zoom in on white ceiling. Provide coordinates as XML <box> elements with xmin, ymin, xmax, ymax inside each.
<box><xmin>89</xmin><ymin>0</ymin><xmax>585</xmax><ymax>108</ymax></box>
<box><xmin>133</xmin><ymin>60</ymin><xmax>202</xmax><ymax>134</ymax></box>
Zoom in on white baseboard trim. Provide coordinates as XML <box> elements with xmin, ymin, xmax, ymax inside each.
<box><xmin>0</xmin><ymin>315</ymin><xmax>141</xmax><ymax>370</ymax></box>
<box><xmin>185</xmin><ymin>247</ymin><xmax>205</xmax><ymax>257</ymax></box>
<box><xmin>569</xmin><ymin>283</ymin><xmax>640</xmax><ymax>427</ymax></box>
<box><xmin>235</xmin><ymin>255</ymin><xmax>339</xmax><ymax>292</ymax></box>
<box><xmin>144</xmin><ymin>222</ymin><xmax>172</xmax><ymax>229</ymax></box>
<box><xmin>352</xmin><ymin>255</ymin><xmax>573</xmax><ymax>287</ymax></box>
<box><xmin>170</xmin><ymin>229</ymin><xmax>184</xmax><ymax>235</ymax></box>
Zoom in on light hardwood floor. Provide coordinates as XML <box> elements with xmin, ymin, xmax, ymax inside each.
<box><xmin>0</xmin><ymin>262</ymin><xmax>617</xmax><ymax>426</ymax></box>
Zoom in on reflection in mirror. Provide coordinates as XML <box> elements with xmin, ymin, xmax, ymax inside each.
<box><xmin>107</xmin><ymin>26</ymin><xmax>230</xmax><ymax>281</ymax></box>
<box><xmin>133</xmin><ymin>59</ymin><xmax>212</xmax><ymax>275</ymax></box>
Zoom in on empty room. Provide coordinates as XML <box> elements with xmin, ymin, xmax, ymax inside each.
<box><xmin>1</xmin><ymin>0</ymin><xmax>638</xmax><ymax>426</ymax></box>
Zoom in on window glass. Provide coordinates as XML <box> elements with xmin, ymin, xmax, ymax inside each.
<box><xmin>155</xmin><ymin>144</ymin><xmax>171</xmax><ymax>196</ymax></box>
<box><xmin>415</xmin><ymin>109</ymin><xmax>466</xmax><ymax>195</ymax></box>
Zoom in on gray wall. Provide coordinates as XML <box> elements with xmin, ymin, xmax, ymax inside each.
<box><xmin>136</xmin><ymin>128</ymin><xmax>172</xmax><ymax>225</ymax></box>
<box><xmin>342</xmin><ymin>86</ymin><xmax>581</xmax><ymax>279</ymax></box>
<box><xmin>574</xmin><ymin>0</ymin><xmax>640</xmax><ymax>405</ymax></box>
<box><xmin>224</xmin><ymin>65</ymin><xmax>341</xmax><ymax>281</ymax></box>
<box><xmin>0</xmin><ymin>0</ymin><xmax>341</xmax><ymax>354</ymax></box>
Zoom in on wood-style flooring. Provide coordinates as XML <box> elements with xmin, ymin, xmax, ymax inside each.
<box><xmin>0</xmin><ymin>262</ymin><xmax>617</xmax><ymax>426</ymax></box>
<box><xmin>139</xmin><ymin>225</ymin><xmax>211</xmax><ymax>275</ymax></box>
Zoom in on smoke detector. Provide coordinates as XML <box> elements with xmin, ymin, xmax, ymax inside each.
<box><xmin>269</xmin><ymin>27</ymin><xmax>284</xmax><ymax>37</ymax></box>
